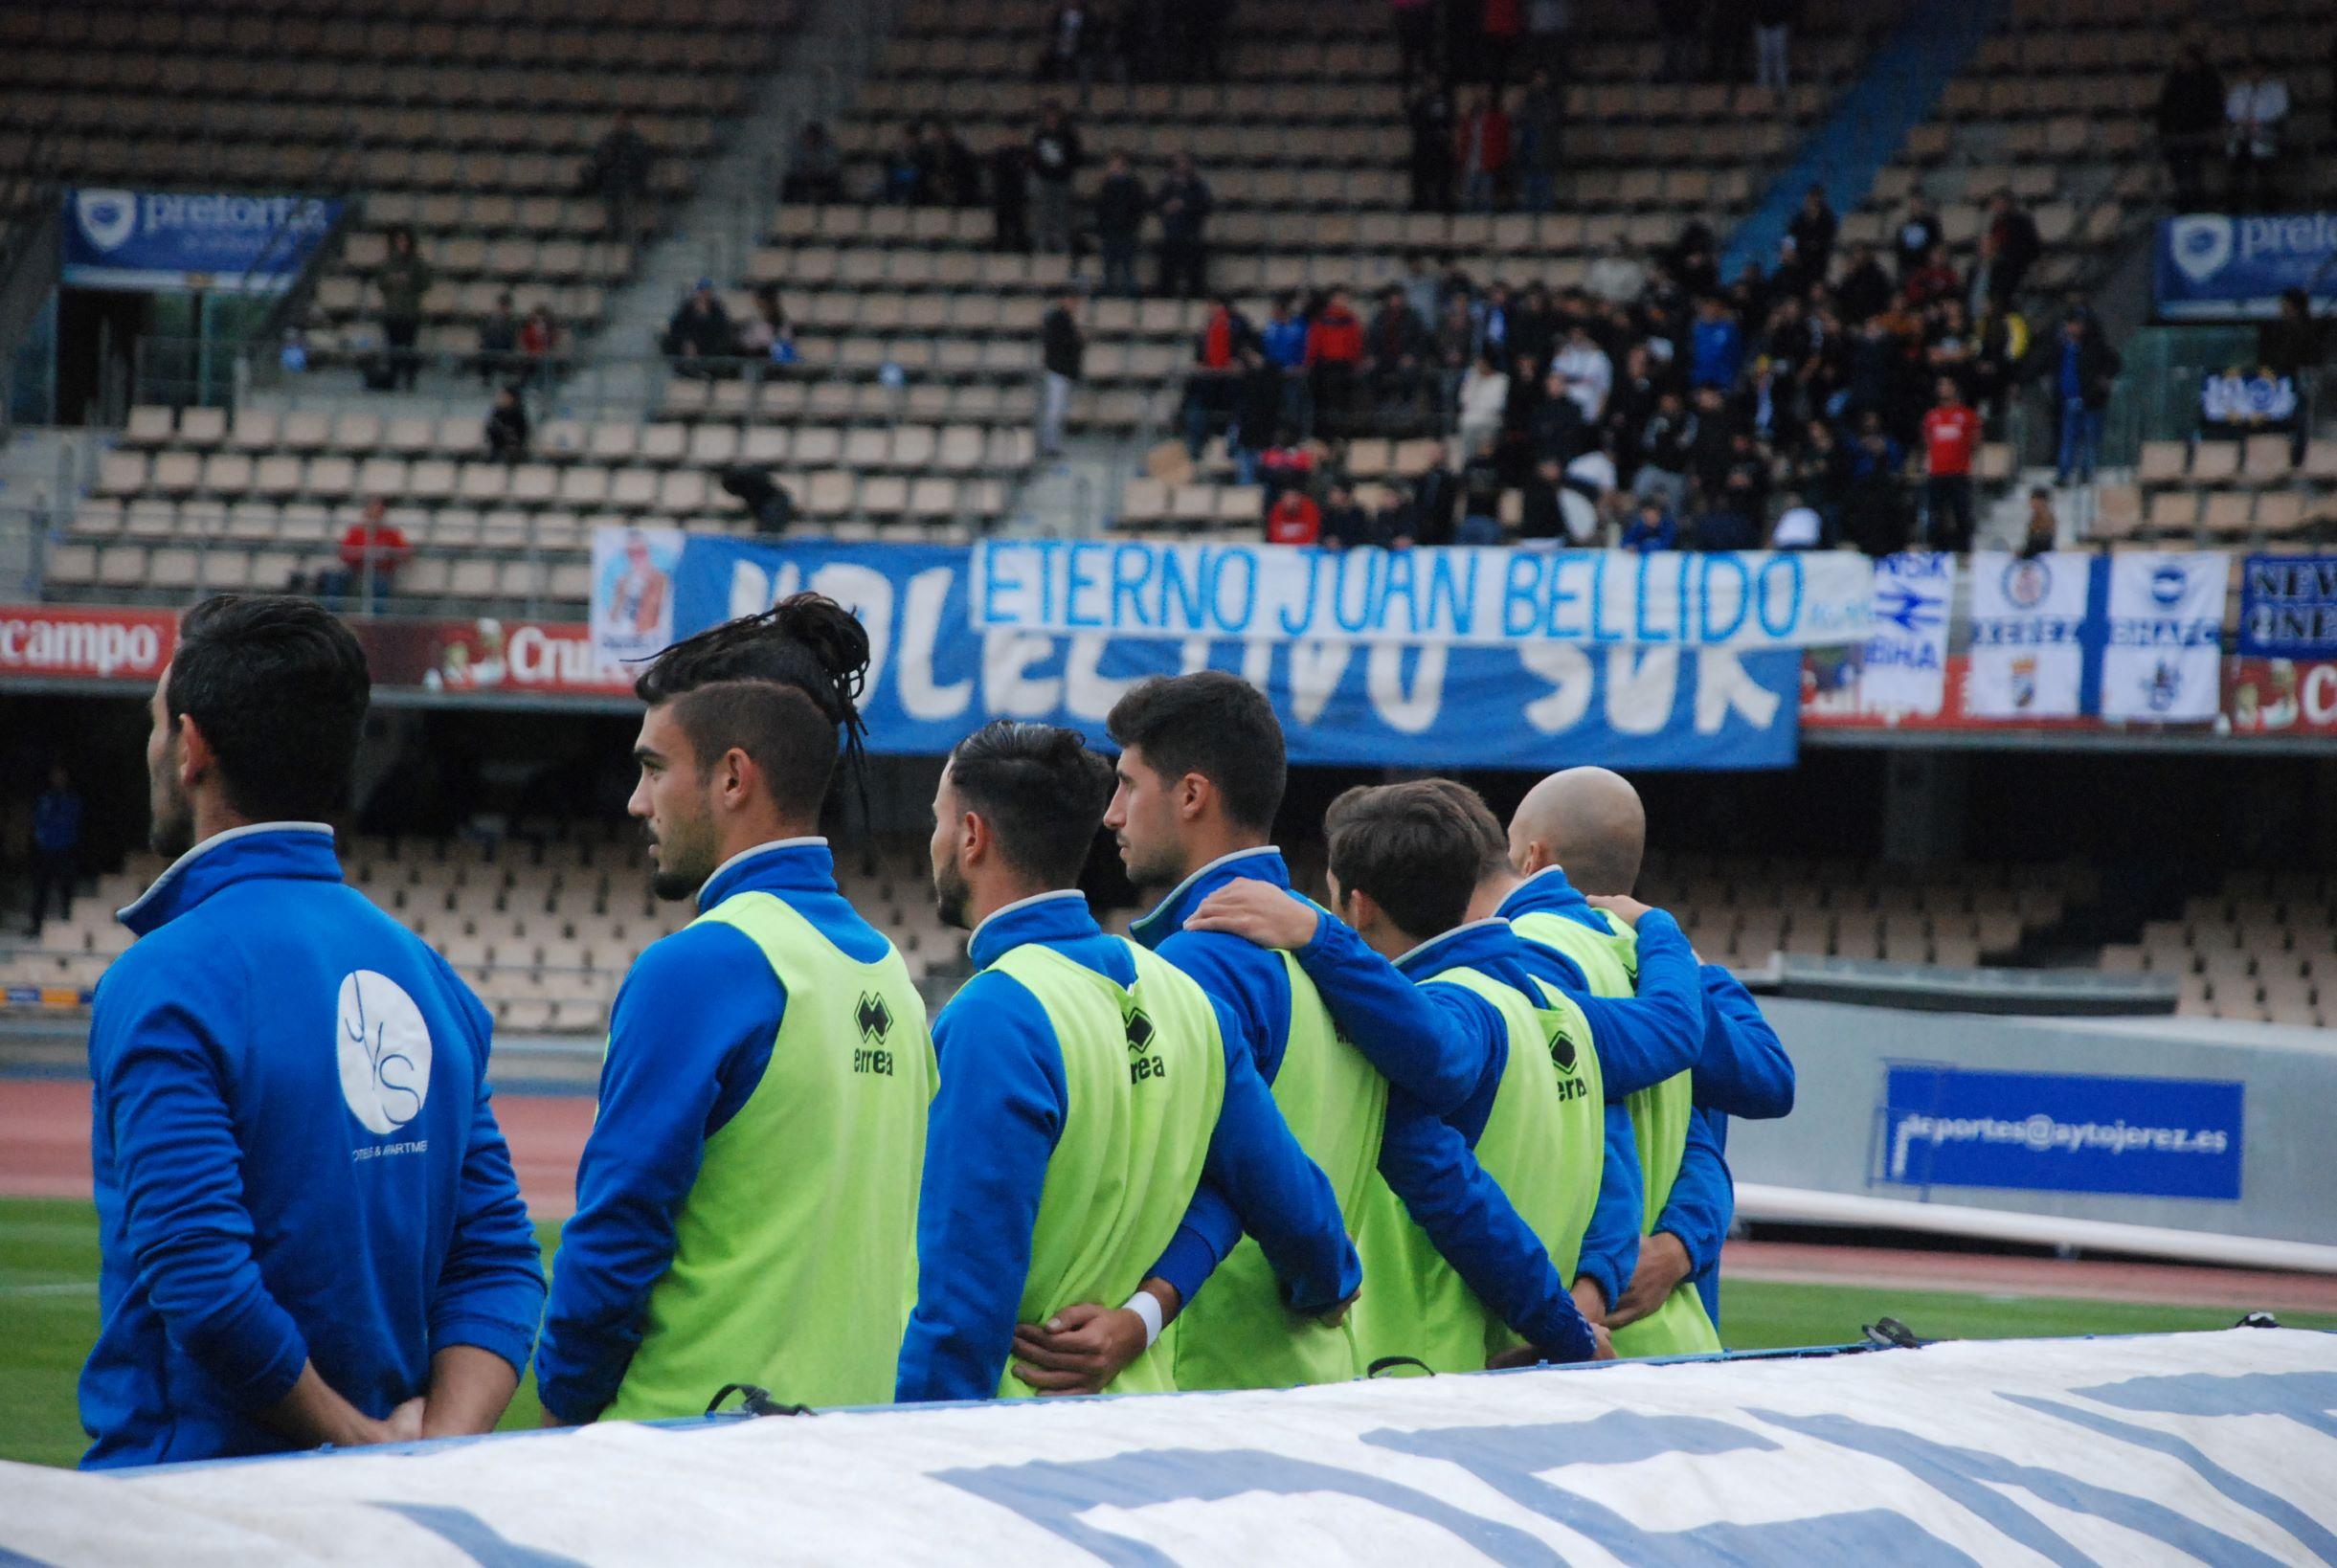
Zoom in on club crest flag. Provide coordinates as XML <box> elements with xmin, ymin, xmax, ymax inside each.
<box><xmin>1966</xmin><ymin>551</ymin><xmax>2095</xmax><ymax>719</ymax></box>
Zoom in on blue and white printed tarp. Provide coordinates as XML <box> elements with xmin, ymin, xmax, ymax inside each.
<box><xmin>60</xmin><ymin>189</ymin><xmax>343</xmax><ymax>294</ymax></box>
<box><xmin>592</xmin><ymin>531</ymin><xmax>1806</xmax><ymax>770</ymax></box>
<box><xmin>5</xmin><ymin>1331</ymin><xmax>2334</xmax><ymax>1563</ymax></box>
<box><xmin>2156</xmin><ymin>212</ymin><xmax>2337</xmax><ymax>322</ymax></box>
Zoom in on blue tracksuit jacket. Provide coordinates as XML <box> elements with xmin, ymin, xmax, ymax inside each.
<box><xmin>80</xmin><ymin>825</ymin><xmax>541</xmax><ymax>1468</ymax></box>
<box><xmin>895</xmin><ymin>891</ymin><xmax>1358</xmax><ymax>1402</ymax></box>
<box><xmin>534</xmin><ymin>838</ymin><xmax>886</xmax><ymax>1423</ymax></box>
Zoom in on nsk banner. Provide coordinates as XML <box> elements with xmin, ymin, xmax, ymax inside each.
<box><xmin>2155</xmin><ymin>211</ymin><xmax>2337</xmax><ymax>320</ymax></box>
<box><xmin>1966</xmin><ymin>550</ymin><xmax>2098</xmax><ymax>719</ymax></box>
<box><xmin>2100</xmin><ymin>551</ymin><xmax>2230</xmax><ymax>723</ymax></box>
<box><xmin>1876</xmin><ymin>1064</ymin><xmax>2244</xmax><ymax>1200</ymax></box>
<box><xmin>8</xmin><ymin>1332</ymin><xmax>2337</xmax><ymax>1564</ymax></box>
<box><xmin>60</xmin><ymin>188</ymin><xmax>343</xmax><ymax>293</ymax></box>
<box><xmin>604</xmin><ymin>531</ymin><xmax>1801</xmax><ymax>768</ymax></box>
<box><xmin>2238</xmin><ymin>552</ymin><xmax>2337</xmax><ymax>657</ymax></box>
<box><xmin>1824</xmin><ymin>551</ymin><xmax>1955</xmax><ymax>717</ymax></box>
<box><xmin>971</xmin><ymin>539</ymin><xmax>1875</xmax><ymax>647</ymax></box>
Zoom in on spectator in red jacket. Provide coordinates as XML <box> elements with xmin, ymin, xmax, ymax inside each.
<box><xmin>1307</xmin><ymin>288</ymin><xmax>1366</xmax><ymax>434</ymax></box>
<box><xmin>1920</xmin><ymin>374</ymin><xmax>1981</xmax><ymax>552</ymax></box>
<box><xmin>1266</xmin><ymin>488</ymin><xmax>1322</xmax><ymax>546</ymax></box>
<box><xmin>338</xmin><ymin>498</ymin><xmax>413</xmax><ymax>604</ymax></box>
<box><xmin>1456</xmin><ymin>88</ymin><xmax>1512</xmax><ymax>212</ymax></box>
<box><xmin>1904</xmin><ymin>242</ymin><xmax>1962</xmax><ymax>309</ymax></box>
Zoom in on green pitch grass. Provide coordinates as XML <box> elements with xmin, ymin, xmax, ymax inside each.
<box><xmin>3</xmin><ymin>1196</ymin><xmax>2330</xmax><ymax>1468</ymax></box>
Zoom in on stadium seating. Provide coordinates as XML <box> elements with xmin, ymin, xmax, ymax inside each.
<box><xmin>1</xmin><ymin>829</ymin><xmax>967</xmax><ymax>1031</ymax></box>
<box><xmin>1</xmin><ymin>0</ymin><xmax>786</xmax><ymax>348</ymax></box>
<box><xmin>2097</xmin><ymin>437</ymin><xmax>2337</xmax><ymax>549</ymax></box>
<box><xmin>2099</xmin><ymin>869</ymin><xmax>2337</xmax><ymax>1027</ymax></box>
<box><xmin>1851</xmin><ymin>0</ymin><xmax>2333</xmax><ymax>305</ymax></box>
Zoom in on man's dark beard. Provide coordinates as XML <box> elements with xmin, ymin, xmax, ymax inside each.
<box><xmin>647</xmin><ymin>812</ymin><xmax>718</xmax><ymax>902</ymax></box>
<box><xmin>147</xmin><ymin>773</ymin><xmax>193</xmax><ymax>859</ymax></box>
<box><xmin>933</xmin><ymin>862</ymin><xmax>970</xmax><ymax>930</ymax></box>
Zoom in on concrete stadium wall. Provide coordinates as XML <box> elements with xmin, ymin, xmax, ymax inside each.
<box><xmin>1735</xmin><ymin>998</ymin><xmax>2337</xmax><ymax>1257</ymax></box>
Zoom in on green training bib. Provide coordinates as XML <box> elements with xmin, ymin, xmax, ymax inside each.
<box><xmin>603</xmin><ymin>891</ymin><xmax>934</xmax><ymax>1421</ymax></box>
<box><xmin>1513</xmin><ymin>906</ymin><xmax>1720</xmax><ymax>1357</ymax></box>
<box><xmin>987</xmin><ymin>939</ymin><xmax>1225</xmax><ymax>1399</ymax></box>
<box><xmin>1172</xmin><ymin>951</ymin><xmax>1384</xmax><ymax>1392</ymax></box>
<box><xmin>1347</xmin><ymin>965</ymin><xmax>1606</xmax><ymax>1373</ymax></box>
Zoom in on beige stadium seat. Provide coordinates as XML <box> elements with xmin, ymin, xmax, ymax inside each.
<box><xmin>282</xmin><ymin>411</ymin><xmax>334</xmax><ymax>453</ymax></box>
<box><xmin>152</xmin><ymin>451</ymin><xmax>202</xmax><ymax>496</ymax></box>
<box><xmin>656</xmin><ymin>470</ymin><xmax>709</xmax><ymax>514</ymax></box>
<box><xmin>96</xmin><ymin>451</ymin><xmax>148</xmax><ymax>497</ymax></box>
<box><xmin>608</xmin><ymin>468</ymin><xmax>658</xmax><ymax>508</ymax></box>
<box><xmin>124</xmin><ymin>405</ymin><xmax>175</xmax><ymax>446</ymax></box>
<box><xmin>2241</xmin><ymin>435</ymin><xmax>2292</xmax><ymax>478</ymax></box>
<box><xmin>384</xmin><ymin>416</ymin><xmax>436</xmax><ymax>455</ymax></box>
<box><xmin>228</xmin><ymin>409</ymin><xmax>281</xmax><ymax>452</ymax></box>
<box><xmin>2136</xmin><ymin>441</ymin><xmax>2186</xmax><ymax>483</ymax></box>
<box><xmin>2191</xmin><ymin>442</ymin><xmax>2239</xmax><ymax>482</ymax></box>
<box><xmin>177</xmin><ymin>406</ymin><xmax>228</xmax><ymax>446</ymax></box>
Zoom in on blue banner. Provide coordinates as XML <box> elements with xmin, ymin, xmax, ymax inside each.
<box><xmin>60</xmin><ymin>189</ymin><xmax>343</xmax><ymax>294</ymax></box>
<box><xmin>1874</xmin><ymin>1064</ymin><xmax>2243</xmax><ymax>1200</ymax></box>
<box><xmin>972</xmin><ymin>540</ymin><xmax>1874</xmax><ymax>648</ymax></box>
<box><xmin>2238</xmin><ymin>552</ymin><xmax>2337</xmax><ymax>658</ymax></box>
<box><xmin>600</xmin><ymin>531</ymin><xmax>1799</xmax><ymax>770</ymax></box>
<box><xmin>2155</xmin><ymin>212</ymin><xmax>2337</xmax><ymax>322</ymax></box>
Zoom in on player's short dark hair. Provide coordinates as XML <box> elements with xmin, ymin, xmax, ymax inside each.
<box><xmin>663</xmin><ymin>680</ymin><xmax>839</xmax><ymax>816</ymax></box>
<box><xmin>1409</xmin><ymin>777</ymin><xmax>1508</xmax><ymax>882</ymax></box>
<box><xmin>1325</xmin><ymin>780</ymin><xmax>1486</xmax><ymax>939</ymax></box>
<box><xmin>948</xmin><ymin>721</ymin><xmax>1114</xmax><ymax>885</ymax></box>
<box><xmin>168</xmin><ymin>594</ymin><xmax>371</xmax><ymax>823</ymax></box>
<box><xmin>1105</xmin><ymin>671</ymin><xmax>1285</xmax><ymax>832</ymax></box>
<box><xmin>636</xmin><ymin>593</ymin><xmax>871</xmax><ymax>809</ymax></box>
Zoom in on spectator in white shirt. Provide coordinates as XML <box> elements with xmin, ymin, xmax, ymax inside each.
<box><xmin>1551</xmin><ymin>325</ymin><xmax>1613</xmax><ymax>424</ymax></box>
<box><xmin>1770</xmin><ymin>491</ymin><xmax>1823</xmax><ymax>549</ymax></box>
<box><xmin>1455</xmin><ymin>351</ymin><xmax>1510</xmax><ymax>456</ymax></box>
<box><xmin>2225</xmin><ymin>65</ymin><xmax>2288</xmax><ymax>212</ymax></box>
<box><xmin>1585</xmin><ymin>241</ymin><xmax>1648</xmax><ymax>307</ymax></box>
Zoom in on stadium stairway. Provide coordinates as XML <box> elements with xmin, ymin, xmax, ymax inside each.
<box><xmin>1721</xmin><ymin>0</ymin><xmax>2009</xmax><ymax>280</ymax></box>
<box><xmin>568</xmin><ymin>0</ymin><xmax>910</xmax><ymax>419</ymax></box>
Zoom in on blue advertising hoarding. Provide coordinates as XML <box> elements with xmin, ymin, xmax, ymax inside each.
<box><xmin>60</xmin><ymin>189</ymin><xmax>343</xmax><ymax>293</ymax></box>
<box><xmin>1874</xmin><ymin>1064</ymin><xmax>2244</xmax><ymax>1200</ymax></box>
<box><xmin>2237</xmin><ymin>552</ymin><xmax>2337</xmax><ymax>658</ymax></box>
<box><xmin>590</xmin><ymin>530</ymin><xmax>1803</xmax><ymax>770</ymax></box>
<box><xmin>2154</xmin><ymin>212</ymin><xmax>2337</xmax><ymax>322</ymax></box>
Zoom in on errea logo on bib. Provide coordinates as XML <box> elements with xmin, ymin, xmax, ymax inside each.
<box><xmin>336</xmin><ymin>970</ymin><xmax>433</xmax><ymax>1135</ymax></box>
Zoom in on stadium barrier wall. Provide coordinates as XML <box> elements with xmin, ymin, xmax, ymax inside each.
<box><xmin>1733</xmin><ymin>998</ymin><xmax>2337</xmax><ymax>1266</ymax></box>
<box><xmin>2</xmin><ymin>1330</ymin><xmax>2332</xmax><ymax>1563</ymax></box>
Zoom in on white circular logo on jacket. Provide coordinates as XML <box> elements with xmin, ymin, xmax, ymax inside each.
<box><xmin>335</xmin><ymin>970</ymin><xmax>433</xmax><ymax>1135</ymax></box>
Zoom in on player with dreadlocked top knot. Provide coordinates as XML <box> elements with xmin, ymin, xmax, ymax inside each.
<box><xmin>534</xmin><ymin>596</ymin><xmax>936</xmax><ymax>1422</ymax></box>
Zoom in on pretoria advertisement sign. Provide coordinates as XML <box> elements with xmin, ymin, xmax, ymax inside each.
<box><xmin>0</xmin><ymin>606</ymin><xmax>176</xmax><ymax>681</ymax></box>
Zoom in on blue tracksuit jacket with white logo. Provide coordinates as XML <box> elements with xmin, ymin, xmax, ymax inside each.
<box><xmin>79</xmin><ymin>825</ymin><xmax>542</xmax><ymax>1468</ymax></box>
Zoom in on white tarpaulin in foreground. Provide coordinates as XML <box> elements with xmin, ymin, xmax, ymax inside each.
<box><xmin>4</xmin><ymin>1331</ymin><xmax>2334</xmax><ymax>1564</ymax></box>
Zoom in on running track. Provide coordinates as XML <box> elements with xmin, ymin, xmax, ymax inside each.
<box><xmin>8</xmin><ymin>1076</ymin><xmax>2336</xmax><ymax>1313</ymax></box>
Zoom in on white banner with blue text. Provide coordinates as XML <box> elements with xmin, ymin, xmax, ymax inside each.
<box><xmin>971</xmin><ymin>542</ymin><xmax>1876</xmax><ymax>648</ymax></box>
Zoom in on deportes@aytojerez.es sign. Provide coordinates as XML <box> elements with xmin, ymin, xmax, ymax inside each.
<box><xmin>1875</xmin><ymin>1064</ymin><xmax>2244</xmax><ymax>1200</ymax></box>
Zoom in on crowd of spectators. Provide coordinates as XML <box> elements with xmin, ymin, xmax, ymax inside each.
<box><xmin>1169</xmin><ymin>184</ymin><xmax>2099</xmax><ymax>556</ymax></box>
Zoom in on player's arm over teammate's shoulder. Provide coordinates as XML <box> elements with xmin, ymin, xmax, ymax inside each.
<box><xmin>533</xmin><ymin>922</ymin><xmax>783</xmax><ymax>1423</ymax></box>
<box><xmin>896</xmin><ymin>970</ymin><xmax>1067</xmax><ymax>1403</ymax></box>
<box><xmin>1561</xmin><ymin>898</ymin><xmax>1705</xmax><ymax>1100</ymax></box>
<box><xmin>1691</xmin><ymin>964</ymin><xmax>1795</xmax><ymax>1121</ymax></box>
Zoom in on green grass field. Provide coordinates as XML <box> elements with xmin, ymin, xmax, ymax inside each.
<box><xmin>5</xmin><ymin>1195</ymin><xmax>2329</xmax><ymax>1469</ymax></box>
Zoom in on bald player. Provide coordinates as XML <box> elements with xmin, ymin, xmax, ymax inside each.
<box><xmin>1496</xmin><ymin>767</ymin><xmax>1793</xmax><ymax>1349</ymax></box>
